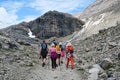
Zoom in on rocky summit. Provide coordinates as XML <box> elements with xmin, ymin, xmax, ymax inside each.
<box><xmin>28</xmin><ymin>11</ymin><xmax>84</xmax><ymax>39</ymax></box>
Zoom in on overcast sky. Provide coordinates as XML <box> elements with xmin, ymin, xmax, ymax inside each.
<box><xmin>0</xmin><ymin>0</ymin><xmax>95</xmax><ymax>29</ymax></box>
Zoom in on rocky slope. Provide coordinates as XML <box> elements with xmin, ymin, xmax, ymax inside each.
<box><xmin>0</xmin><ymin>31</ymin><xmax>84</xmax><ymax>80</ymax></box>
<box><xmin>0</xmin><ymin>32</ymin><xmax>40</xmax><ymax>80</ymax></box>
<box><xmin>73</xmin><ymin>0</ymin><xmax>120</xmax><ymax>39</ymax></box>
<box><xmin>73</xmin><ymin>23</ymin><xmax>120</xmax><ymax>80</ymax></box>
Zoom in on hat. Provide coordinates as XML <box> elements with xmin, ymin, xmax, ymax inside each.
<box><xmin>66</xmin><ymin>42</ymin><xmax>72</xmax><ymax>46</ymax></box>
<box><xmin>51</xmin><ymin>43</ymin><xmax>55</xmax><ymax>47</ymax></box>
<box><xmin>59</xmin><ymin>42</ymin><xmax>62</xmax><ymax>45</ymax></box>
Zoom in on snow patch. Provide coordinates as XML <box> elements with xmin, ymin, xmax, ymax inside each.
<box><xmin>28</xmin><ymin>29</ymin><xmax>35</xmax><ymax>38</ymax></box>
<box><xmin>68</xmin><ymin>17</ymin><xmax>94</xmax><ymax>41</ymax></box>
<box><xmin>92</xmin><ymin>13</ymin><xmax>106</xmax><ymax>26</ymax></box>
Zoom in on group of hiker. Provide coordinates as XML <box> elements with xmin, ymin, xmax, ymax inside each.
<box><xmin>39</xmin><ymin>39</ymin><xmax>75</xmax><ymax>70</ymax></box>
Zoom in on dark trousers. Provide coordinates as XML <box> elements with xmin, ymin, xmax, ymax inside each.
<box><xmin>51</xmin><ymin>58</ymin><xmax>57</xmax><ymax>69</ymax></box>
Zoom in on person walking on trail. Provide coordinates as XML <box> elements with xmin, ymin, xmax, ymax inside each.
<box><xmin>52</xmin><ymin>39</ymin><xmax>57</xmax><ymax>47</ymax></box>
<box><xmin>59</xmin><ymin>42</ymin><xmax>65</xmax><ymax>64</ymax></box>
<box><xmin>49</xmin><ymin>43</ymin><xmax>57</xmax><ymax>71</ymax></box>
<box><xmin>39</xmin><ymin>40</ymin><xmax>48</xmax><ymax>67</ymax></box>
<box><xmin>66</xmin><ymin>42</ymin><xmax>75</xmax><ymax>69</ymax></box>
<box><xmin>56</xmin><ymin>42</ymin><xmax>61</xmax><ymax>66</ymax></box>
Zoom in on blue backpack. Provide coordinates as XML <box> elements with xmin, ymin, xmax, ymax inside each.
<box><xmin>61</xmin><ymin>45</ymin><xmax>65</xmax><ymax>50</ymax></box>
<box><xmin>41</xmin><ymin>43</ymin><xmax>47</xmax><ymax>50</ymax></box>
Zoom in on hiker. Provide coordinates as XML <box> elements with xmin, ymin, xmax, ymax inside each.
<box><xmin>65</xmin><ymin>42</ymin><xmax>75</xmax><ymax>69</ymax></box>
<box><xmin>49</xmin><ymin>43</ymin><xmax>57</xmax><ymax>70</ymax></box>
<box><xmin>59</xmin><ymin>42</ymin><xmax>65</xmax><ymax>64</ymax></box>
<box><xmin>56</xmin><ymin>42</ymin><xmax>61</xmax><ymax>66</ymax></box>
<box><xmin>52</xmin><ymin>39</ymin><xmax>57</xmax><ymax>47</ymax></box>
<box><xmin>39</xmin><ymin>40</ymin><xmax>48</xmax><ymax>67</ymax></box>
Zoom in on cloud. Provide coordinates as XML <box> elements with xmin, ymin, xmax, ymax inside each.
<box><xmin>29</xmin><ymin>0</ymin><xmax>86</xmax><ymax>14</ymax></box>
<box><xmin>0</xmin><ymin>1</ymin><xmax>24</xmax><ymax>13</ymax></box>
<box><xmin>0</xmin><ymin>1</ymin><xmax>39</xmax><ymax>29</ymax></box>
<box><xmin>0</xmin><ymin>7</ymin><xmax>18</xmax><ymax>29</ymax></box>
<box><xmin>0</xmin><ymin>1</ymin><xmax>25</xmax><ymax>28</ymax></box>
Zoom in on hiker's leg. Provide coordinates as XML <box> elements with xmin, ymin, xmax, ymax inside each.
<box><xmin>71</xmin><ymin>56</ymin><xmax>74</xmax><ymax>69</ymax></box>
<box><xmin>58</xmin><ymin>54</ymin><xmax>61</xmax><ymax>65</ymax></box>
<box><xmin>51</xmin><ymin>58</ymin><xmax>54</xmax><ymax>68</ymax></box>
<box><xmin>41</xmin><ymin>55</ymin><xmax>44</xmax><ymax>66</ymax></box>
<box><xmin>53</xmin><ymin>58</ymin><xmax>57</xmax><ymax>68</ymax></box>
<box><xmin>66</xmin><ymin>58</ymin><xmax>69</xmax><ymax>68</ymax></box>
<box><xmin>61</xmin><ymin>57</ymin><xmax>63</xmax><ymax>63</ymax></box>
<box><xmin>54</xmin><ymin>58</ymin><xmax>57</xmax><ymax>68</ymax></box>
<box><xmin>43</xmin><ymin>53</ymin><xmax>47</xmax><ymax>64</ymax></box>
<box><xmin>56</xmin><ymin>54</ymin><xmax>60</xmax><ymax>66</ymax></box>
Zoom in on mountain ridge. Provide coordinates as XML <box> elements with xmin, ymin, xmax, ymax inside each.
<box><xmin>1</xmin><ymin>10</ymin><xmax>84</xmax><ymax>41</ymax></box>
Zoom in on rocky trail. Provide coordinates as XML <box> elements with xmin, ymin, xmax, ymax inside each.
<box><xmin>25</xmin><ymin>57</ymin><xmax>83</xmax><ymax>80</ymax></box>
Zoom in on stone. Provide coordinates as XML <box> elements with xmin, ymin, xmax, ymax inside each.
<box><xmin>100</xmin><ymin>58</ymin><xmax>113</xmax><ymax>70</ymax></box>
<box><xmin>118</xmin><ymin>53</ymin><xmax>120</xmax><ymax>60</ymax></box>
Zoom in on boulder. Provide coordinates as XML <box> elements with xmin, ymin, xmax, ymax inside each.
<box><xmin>100</xmin><ymin>58</ymin><xmax>113</xmax><ymax>70</ymax></box>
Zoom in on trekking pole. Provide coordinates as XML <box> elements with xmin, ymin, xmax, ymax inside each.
<box><xmin>47</xmin><ymin>54</ymin><xmax>51</xmax><ymax>69</ymax></box>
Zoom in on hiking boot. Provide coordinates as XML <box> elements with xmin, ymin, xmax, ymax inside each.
<box><xmin>61</xmin><ymin>61</ymin><xmax>63</xmax><ymax>64</ymax></box>
<box><xmin>42</xmin><ymin>63</ymin><xmax>45</xmax><ymax>67</ymax></box>
<box><xmin>59</xmin><ymin>62</ymin><xmax>60</xmax><ymax>66</ymax></box>
<box><xmin>52</xmin><ymin>68</ymin><xmax>54</xmax><ymax>71</ymax></box>
<box><xmin>56</xmin><ymin>64</ymin><xmax>58</xmax><ymax>67</ymax></box>
<box><xmin>66</xmin><ymin>66</ymin><xmax>68</xmax><ymax>69</ymax></box>
<box><xmin>71</xmin><ymin>67</ymin><xmax>74</xmax><ymax>69</ymax></box>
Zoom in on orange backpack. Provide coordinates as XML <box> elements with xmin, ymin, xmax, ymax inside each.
<box><xmin>67</xmin><ymin>45</ymin><xmax>74</xmax><ymax>52</ymax></box>
<box><xmin>56</xmin><ymin>45</ymin><xmax>61</xmax><ymax>51</ymax></box>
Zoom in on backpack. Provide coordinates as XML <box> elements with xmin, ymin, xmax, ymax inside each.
<box><xmin>50</xmin><ymin>48</ymin><xmax>57</xmax><ymax>59</ymax></box>
<box><xmin>56</xmin><ymin>45</ymin><xmax>61</xmax><ymax>51</ymax></box>
<box><xmin>41</xmin><ymin>43</ymin><xmax>47</xmax><ymax>50</ymax></box>
<box><xmin>61</xmin><ymin>51</ymin><xmax>65</xmax><ymax>57</ymax></box>
<box><xmin>67</xmin><ymin>46</ymin><xmax>74</xmax><ymax>53</ymax></box>
<box><xmin>61</xmin><ymin>45</ymin><xmax>65</xmax><ymax>50</ymax></box>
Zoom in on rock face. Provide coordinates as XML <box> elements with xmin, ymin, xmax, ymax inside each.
<box><xmin>28</xmin><ymin>11</ymin><xmax>84</xmax><ymax>39</ymax></box>
<box><xmin>0</xmin><ymin>32</ymin><xmax>21</xmax><ymax>50</ymax></box>
<box><xmin>73</xmin><ymin>0</ymin><xmax>120</xmax><ymax>39</ymax></box>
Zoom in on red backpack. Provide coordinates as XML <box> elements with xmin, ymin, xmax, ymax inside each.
<box><xmin>67</xmin><ymin>46</ymin><xmax>74</xmax><ymax>52</ymax></box>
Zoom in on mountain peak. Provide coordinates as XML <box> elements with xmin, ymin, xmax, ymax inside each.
<box><xmin>28</xmin><ymin>11</ymin><xmax>84</xmax><ymax>39</ymax></box>
<box><xmin>42</xmin><ymin>10</ymin><xmax>73</xmax><ymax>18</ymax></box>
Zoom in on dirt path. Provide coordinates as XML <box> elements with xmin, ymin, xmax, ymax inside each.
<box><xmin>25</xmin><ymin>58</ymin><xmax>82</xmax><ymax>80</ymax></box>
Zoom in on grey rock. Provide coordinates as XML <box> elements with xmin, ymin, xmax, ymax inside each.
<box><xmin>100</xmin><ymin>58</ymin><xmax>113</xmax><ymax>70</ymax></box>
<box><xmin>118</xmin><ymin>53</ymin><xmax>120</xmax><ymax>60</ymax></box>
<box><xmin>1</xmin><ymin>43</ymin><xmax>9</xmax><ymax>49</ymax></box>
<box><xmin>107</xmin><ymin>78</ymin><xmax>116</xmax><ymax>80</ymax></box>
<box><xmin>99</xmin><ymin>72</ymin><xmax>108</xmax><ymax>79</ymax></box>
